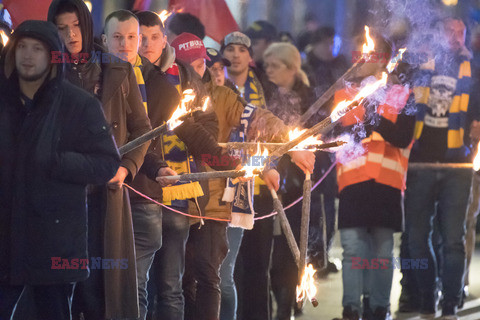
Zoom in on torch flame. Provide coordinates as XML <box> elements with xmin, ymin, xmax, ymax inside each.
<box><xmin>244</xmin><ymin>142</ymin><xmax>268</xmax><ymax>178</ymax></box>
<box><xmin>362</xmin><ymin>26</ymin><xmax>375</xmax><ymax>55</ymax></box>
<box><xmin>473</xmin><ymin>141</ymin><xmax>480</xmax><ymax>171</ymax></box>
<box><xmin>386</xmin><ymin>48</ymin><xmax>407</xmax><ymax>73</ymax></box>
<box><xmin>330</xmin><ymin>72</ymin><xmax>388</xmax><ymax>122</ymax></box>
<box><xmin>158</xmin><ymin>10</ymin><xmax>173</xmax><ymax>24</ymax></box>
<box><xmin>202</xmin><ymin>96</ymin><xmax>210</xmax><ymax>112</ymax></box>
<box><xmin>296</xmin><ymin>264</ymin><xmax>318</xmax><ymax>303</ymax></box>
<box><xmin>1</xmin><ymin>30</ymin><xmax>9</xmax><ymax>46</ymax></box>
<box><xmin>166</xmin><ymin>89</ymin><xmax>196</xmax><ymax>130</ymax></box>
<box><xmin>288</xmin><ymin>128</ymin><xmax>322</xmax><ymax>150</ymax></box>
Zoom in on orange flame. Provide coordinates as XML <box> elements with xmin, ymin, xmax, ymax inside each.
<box><xmin>202</xmin><ymin>96</ymin><xmax>210</xmax><ymax>112</ymax></box>
<box><xmin>167</xmin><ymin>89</ymin><xmax>196</xmax><ymax>130</ymax></box>
<box><xmin>330</xmin><ymin>72</ymin><xmax>388</xmax><ymax>122</ymax></box>
<box><xmin>244</xmin><ymin>142</ymin><xmax>268</xmax><ymax>177</ymax></box>
<box><xmin>288</xmin><ymin>128</ymin><xmax>322</xmax><ymax>150</ymax></box>
<box><xmin>362</xmin><ymin>26</ymin><xmax>375</xmax><ymax>55</ymax></box>
<box><xmin>386</xmin><ymin>48</ymin><xmax>407</xmax><ymax>73</ymax></box>
<box><xmin>296</xmin><ymin>264</ymin><xmax>317</xmax><ymax>303</ymax></box>
<box><xmin>474</xmin><ymin>141</ymin><xmax>480</xmax><ymax>171</ymax></box>
<box><xmin>158</xmin><ymin>10</ymin><xmax>173</xmax><ymax>24</ymax></box>
<box><xmin>1</xmin><ymin>30</ymin><xmax>9</xmax><ymax>46</ymax></box>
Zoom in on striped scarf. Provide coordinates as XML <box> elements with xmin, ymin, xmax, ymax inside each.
<box><xmin>413</xmin><ymin>57</ymin><xmax>471</xmax><ymax>159</ymax></box>
<box><xmin>133</xmin><ymin>55</ymin><xmax>148</xmax><ymax>113</ymax></box>
<box><xmin>241</xmin><ymin>69</ymin><xmax>267</xmax><ymax>194</ymax></box>
<box><xmin>161</xmin><ymin>63</ymin><xmax>202</xmax><ymax>205</ymax></box>
<box><xmin>243</xmin><ymin>69</ymin><xmax>266</xmax><ymax>108</ymax></box>
<box><xmin>165</xmin><ymin>62</ymin><xmax>182</xmax><ymax>95</ymax></box>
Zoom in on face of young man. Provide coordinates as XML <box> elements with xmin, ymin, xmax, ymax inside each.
<box><xmin>223</xmin><ymin>44</ymin><xmax>251</xmax><ymax>77</ymax></box>
<box><xmin>139</xmin><ymin>25</ymin><xmax>167</xmax><ymax>64</ymax></box>
<box><xmin>15</xmin><ymin>37</ymin><xmax>51</xmax><ymax>82</ymax></box>
<box><xmin>190</xmin><ymin>58</ymin><xmax>206</xmax><ymax>78</ymax></box>
<box><xmin>55</xmin><ymin>11</ymin><xmax>82</xmax><ymax>54</ymax></box>
<box><xmin>103</xmin><ymin>17</ymin><xmax>141</xmax><ymax>65</ymax></box>
<box><xmin>209</xmin><ymin>61</ymin><xmax>226</xmax><ymax>86</ymax></box>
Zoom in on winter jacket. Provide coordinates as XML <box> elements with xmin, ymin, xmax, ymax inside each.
<box><xmin>335</xmin><ymin>80</ymin><xmax>416</xmax><ymax>231</ymax></box>
<box><xmin>48</xmin><ymin>1</ymin><xmax>152</xmax><ymax>318</ymax></box>
<box><xmin>201</xmin><ymin>73</ymin><xmax>291</xmax><ymax>221</ymax></box>
<box><xmin>0</xmin><ymin>20</ymin><xmax>120</xmax><ymax>286</ymax></box>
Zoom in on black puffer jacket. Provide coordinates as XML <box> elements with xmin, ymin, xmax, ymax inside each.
<box><xmin>0</xmin><ymin>20</ymin><xmax>120</xmax><ymax>285</ymax></box>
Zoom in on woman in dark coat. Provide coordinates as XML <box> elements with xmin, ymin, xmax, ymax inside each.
<box><xmin>47</xmin><ymin>1</ymin><xmax>152</xmax><ymax>318</ymax></box>
<box><xmin>262</xmin><ymin>42</ymin><xmax>319</xmax><ymax>320</ymax></box>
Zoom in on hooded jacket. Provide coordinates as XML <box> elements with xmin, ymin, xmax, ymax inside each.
<box><xmin>0</xmin><ymin>20</ymin><xmax>120</xmax><ymax>285</ymax></box>
<box><xmin>48</xmin><ymin>1</ymin><xmax>152</xmax><ymax>318</ymax></box>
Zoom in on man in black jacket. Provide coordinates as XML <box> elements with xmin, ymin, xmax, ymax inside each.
<box><xmin>0</xmin><ymin>20</ymin><xmax>120</xmax><ymax>320</ymax></box>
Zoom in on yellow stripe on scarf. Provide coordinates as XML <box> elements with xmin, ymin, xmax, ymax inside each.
<box><xmin>162</xmin><ymin>182</ymin><xmax>204</xmax><ymax>202</ymax></box>
<box><xmin>448</xmin><ymin>128</ymin><xmax>464</xmax><ymax>149</ymax></box>
<box><xmin>413</xmin><ymin>87</ymin><xmax>430</xmax><ymax>104</ymax></box>
<box><xmin>133</xmin><ymin>55</ymin><xmax>148</xmax><ymax>113</ymax></box>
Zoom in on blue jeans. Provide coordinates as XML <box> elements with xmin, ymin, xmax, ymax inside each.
<box><xmin>151</xmin><ymin>206</ymin><xmax>190</xmax><ymax>320</ymax></box>
<box><xmin>405</xmin><ymin>168</ymin><xmax>471</xmax><ymax>312</ymax></box>
<box><xmin>340</xmin><ymin>227</ymin><xmax>395</xmax><ymax>313</ymax></box>
<box><xmin>219</xmin><ymin>227</ymin><xmax>244</xmax><ymax>320</ymax></box>
<box><xmin>131</xmin><ymin>203</ymin><xmax>163</xmax><ymax>320</ymax></box>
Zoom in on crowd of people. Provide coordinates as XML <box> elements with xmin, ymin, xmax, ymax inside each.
<box><xmin>0</xmin><ymin>1</ymin><xmax>479</xmax><ymax>320</ymax></box>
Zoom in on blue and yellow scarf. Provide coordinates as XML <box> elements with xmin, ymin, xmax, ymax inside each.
<box><xmin>241</xmin><ymin>69</ymin><xmax>268</xmax><ymax>194</ymax></box>
<box><xmin>243</xmin><ymin>69</ymin><xmax>266</xmax><ymax>108</ymax></box>
<box><xmin>133</xmin><ymin>55</ymin><xmax>148</xmax><ymax>113</ymax></box>
<box><xmin>413</xmin><ymin>57</ymin><xmax>471</xmax><ymax>159</ymax></box>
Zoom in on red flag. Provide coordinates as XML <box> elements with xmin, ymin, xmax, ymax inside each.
<box><xmin>3</xmin><ymin>0</ymin><xmax>52</xmax><ymax>28</ymax></box>
<box><xmin>169</xmin><ymin>0</ymin><xmax>239</xmax><ymax>43</ymax></box>
<box><xmin>132</xmin><ymin>0</ymin><xmax>152</xmax><ymax>11</ymax></box>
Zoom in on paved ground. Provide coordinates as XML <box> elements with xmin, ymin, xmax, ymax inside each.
<box><xmin>293</xmin><ymin>234</ymin><xmax>480</xmax><ymax>320</ymax></box>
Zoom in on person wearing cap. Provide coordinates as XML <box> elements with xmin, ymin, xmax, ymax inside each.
<box><xmin>303</xmin><ymin>26</ymin><xmax>348</xmax><ymax>101</ymax></box>
<box><xmin>244</xmin><ymin>20</ymin><xmax>278</xmax><ymax>71</ymax></box>
<box><xmin>221</xmin><ymin>30</ymin><xmax>279</xmax><ymax>320</ymax></box>
<box><xmin>171</xmin><ymin>32</ymin><xmax>315</xmax><ymax>320</ymax></box>
<box><xmin>206</xmin><ymin>47</ymin><xmax>231</xmax><ymax>87</ymax></box>
<box><xmin>0</xmin><ymin>20</ymin><xmax>120</xmax><ymax>320</ymax></box>
<box><xmin>222</xmin><ymin>31</ymin><xmax>275</xmax><ymax>106</ymax></box>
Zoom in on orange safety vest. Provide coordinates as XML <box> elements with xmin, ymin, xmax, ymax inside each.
<box><xmin>335</xmin><ymin>85</ymin><xmax>412</xmax><ymax>193</ymax></box>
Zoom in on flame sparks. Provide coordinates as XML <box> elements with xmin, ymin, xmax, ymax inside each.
<box><xmin>1</xmin><ymin>30</ymin><xmax>9</xmax><ymax>46</ymax></box>
<box><xmin>288</xmin><ymin>128</ymin><xmax>322</xmax><ymax>150</ymax></box>
<box><xmin>473</xmin><ymin>141</ymin><xmax>480</xmax><ymax>171</ymax></box>
<box><xmin>296</xmin><ymin>264</ymin><xmax>317</xmax><ymax>303</ymax></box>
<box><xmin>330</xmin><ymin>72</ymin><xmax>388</xmax><ymax>122</ymax></box>
<box><xmin>386</xmin><ymin>48</ymin><xmax>407</xmax><ymax>73</ymax></box>
<box><xmin>362</xmin><ymin>26</ymin><xmax>375</xmax><ymax>54</ymax></box>
<box><xmin>158</xmin><ymin>10</ymin><xmax>173</xmax><ymax>23</ymax></box>
<box><xmin>244</xmin><ymin>142</ymin><xmax>268</xmax><ymax>178</ymax></box>
<box><xmin>166</xmin><ymin>89</ymin><xmax>196</xmax><ymax>130</ymax></box>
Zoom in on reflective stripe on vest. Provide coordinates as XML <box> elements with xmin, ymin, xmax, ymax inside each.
<box><xmin>337</xmin><ymin>135</ymin><xmax>411</xmax><ymax>192</ymax></box>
